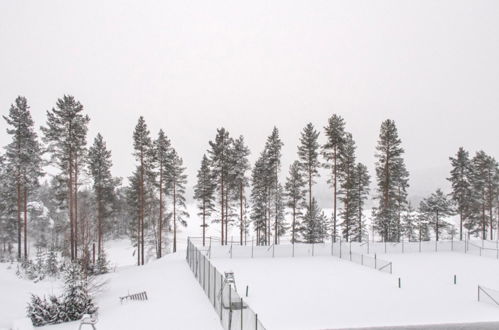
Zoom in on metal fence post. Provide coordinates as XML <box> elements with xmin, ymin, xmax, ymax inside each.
<box><xmin>374</xmin><ymin>253</ymin><xmax>377</xmax><ymax>269</ymax></box>
<box><xmin>255</xmin><ymin>313</ymin><xmax>258</xmax><ymax>330</ymax></box>
<box><xmin>251</xmin><ymin>239</ymin><xmax>254</xmax><ymax>258</ymax></box>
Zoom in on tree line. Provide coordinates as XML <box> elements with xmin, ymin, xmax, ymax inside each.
<box><xmin>0</xmin><ymin>95</ymin><xmax>188</xmax><ymax>267</ymax></box>
<box><xmin>1</xmin><ymin>95</ymin><xmax>499</xmax><ymax>267</ymax></box>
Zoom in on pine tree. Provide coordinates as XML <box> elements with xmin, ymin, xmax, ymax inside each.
<box><xmin>300</xmin><ymin>198</ymin><xmax>328</xmax><ymax>243</ymax></box>
<box><xmin>401</xmin><ymin>202</ymin><xmax>418</xmax><ymax>241</ymax></box>
<box><xmin>339</xmin><ymin>133</ymin><xmax>358</xmax><ymax>242</ymax></box>
<box><xmin>297</xmin><ymin>123</ymin><xmax>320</xmax><ymax>211</ymax></box>
<box><xmin>372</xmin><ymin>119</ymin><xmax>409</xmax><ymax>242</ymax></box>
<box><xmin>194</xmin><ymin>154</ymin><xmax>216</xmax><ymax>246</ymax></box>
<box><xmin>154</xmin><ymin>129</ymin><xmax>172</xmax><ymax>257</ymax></box>
<box><xmin>250</xmin><ymin>151</ymin><xmax>270</xmax><ymax>245</ymax></box>
<box><xmin>284</xmin><ymin>161</ymin><xmax>306</xmax><ymax>243</ymax></box>
<box><xmin>42</xmin><ymin>95</ymin><xmax>90</xmax><ymax>260</ymax></box>
<box><xmin>132</xmin><ymin>116</ymin><xmax>154</xmax><ymax>265</ymax></box>
<box><xmin>3</xmin><ymin>96</ymin><xmax>44</xmax><ymax>259</ymax></box>
<box><xmin>265</xmin><ymin>127</ymin><xmax>284</xmax><ymax>244</ymax></box>
<box><xmin>352</xmin><ymin>163</ymin><xmax>370</xmax><ymax>242</ymax></box>
<box><xmin>208</xmin><ymin>128</ymin><xmax>232</xmax><ymax>245</ymax></box>
<box><xmin>419</xmin><ymin>189</ymin><xmax>454</xmax><ymax>241</ymax></box>
<box><xmin>0</xmin><ymin>154</ymin><xmax>17</xmax><ymax>257</ymax></box>
<box><xmin>448</xmin><ymin>147</ymin><xmax>473</xmax><ymax>240</ymax></box>
<box><xmin>231</xmin><ymin>136</ymin><xmax>250</xmax><ymax>245</ymax></box>
<box><xmin>88</xmin><ymin>133</ymin><xmax>117</xmax><ymax>260</ymax></box>
<box><xmin>323</xmin><ymin>114</ymin><xmax>346</xmax><ymax>242</ymax></box>
<box><xmin>470</xmin><ymin>152</ymin><xmax>499</xmax><ymax>239</ymax></box>
<box><xmin>166</xmin><ymin>149</ymin><xmax>189</xmax><ymax>252</ymax></box>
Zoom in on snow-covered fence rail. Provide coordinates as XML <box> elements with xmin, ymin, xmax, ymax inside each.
<box><xmin>186</xmin><ymin>238</ymin><xmax>267</xmax><ymax>330</ymax></box>
<box><xmin>205</xmin><ymin>238</ymin><xmax>392</xmax><ymax>274</ymax></box>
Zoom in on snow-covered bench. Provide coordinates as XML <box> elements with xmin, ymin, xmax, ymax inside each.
<box><xmin>79</xmin><ymin>313</ymin><xmax>98</xmax><ymax>330</ymax></box>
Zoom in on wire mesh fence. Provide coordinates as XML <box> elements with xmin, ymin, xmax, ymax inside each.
<box><xmin>187</xmin><ymin>238</ymin><xmax>267</xmax><ymax>330</ymax></box>
<box><xmin>202</xmin><ymin>238</ymin><xmax>392</xmax><ymax>274</ymax></box>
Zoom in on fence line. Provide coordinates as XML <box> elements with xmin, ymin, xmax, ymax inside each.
<box><xmin>186</xmin><ymin>238</ymin><xmax>267</xmax><ymax>330</ymax></box>
<box><xmin>199</xmin><ymin>238</ymin><xmax>392</xmax><ymax>274</ymax></box>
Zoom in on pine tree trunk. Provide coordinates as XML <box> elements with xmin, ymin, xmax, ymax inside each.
<box><xmin>23</xmin><ymin>186</ymin><xmax>28</xmax><ymax>259</ymax></box>
<box><xmin>333</xmin><ymin>146</ymin><xmax>337</xmax><ymax>243</ymax></box>
<box><xmin>202</xmin><ymin>199</ymin><xmax>206</xmax><ymax>247</ymax></box>
<box><xmin>138</xmin><ymin>149</ymin><xmax>144</xmax><ymax>266</ymax></box>
<box><xmin>74</xmin><ymin>152</ymin><xmax>78</xmax><ymax>260</ymax></box>
<box><xmin>221</xmin><ymin>171</ymin><xmax>224</xmax><ymax>245</ymax></box>
<box><xmin>68</xmin><ymin>157</ymin><xmax>74</xmax><ymax>260</ymax></box>
<box><xmin>158</xmin><ymin>167</ymin><xmax>163</xmax><ymax>258</ymax></box>
<box><xmin>97</xmin><ymin>187</ymin><xmax>102</xmax><ymax>259</ymax></box>
<box><xmin>240</xmin><ymin>183</ymin><xmax>243</xmax><ymax>245</ymax></box>
<box><xmin>173</xmin><ymin>181</ymin><xmax>177</xmax><ymax>253</ymax></box>
<box><xmin>16</xmin><ymin>180</ymin><xmax>21</xmax><ymax>260</ymax></box>
<box><xmin>459</xmin><ymin>208</ymin><xmax>463</xmax><ymax>241</ymax></box>
<box><xmin>225</xmin><ymin>189</ymin><xmax>229</xmax><ymax>245</ymax></box>
<box><xmin>292</xmin><ymin>200</ymin><xmax>296</xmax><ymax>243</ymax></box>
<box><xmin>436</xmin><ymin>209</ymin><xmax>439</xmax><ymax>241</ymax></box>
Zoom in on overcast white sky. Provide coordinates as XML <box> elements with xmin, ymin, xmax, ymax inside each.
<box><xmin>1</xmin><ymin>0</ymin><xmax>498</xmax><ymax>205</ymax></box>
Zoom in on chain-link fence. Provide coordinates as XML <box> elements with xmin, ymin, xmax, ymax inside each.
<box><xmin>187</xmin><ymin>238</ymin><xmax>267</xmax><ymax>330</ymax></box>
<box><xmin>204</xmin><ymin>238</ymin><xmax>392</xmax><ymax>274</ymax></box>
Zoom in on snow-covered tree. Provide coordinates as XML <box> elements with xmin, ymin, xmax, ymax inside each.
<box><xmin>300</xmin><ymin>198</ymin><xmax>328</xmax><ymax>243</ymax></box>
<box><xmin>322</xmin><ymin>114</ymin><xmax>346</xmax><ymax>242</ymax></box>
<box><xmin>88</xmin><ymin>133</ymin><xmax>117</xmax><ymax>260</ymax></box>
<box><xmin>352</xmin><ymin>163</ymin><xmax>370</xmax><ymax>242</ymax></box>
<box><xmin>297</xmin><ymin>123</ymin><xmax>320</xmax><ymax>210</ymax></box>
<box><xmin>339</xmin><ymin>133</ymin><xmax>357</xmax><ymax>242</ymax></box>
<box><xmin>372</xmin><ymin>119</ymin><xmax>409</xmax><ymax>242</ymax></box>
<box><xmin>419</xmin><ymin>189</ymin><xmax>454</xmax><ymax>241</ymax></box>
<box><xmin>166</xmin><ymin>149</ymin><xmax>189</xmax><ymax>252</ymax></box>
<box><xmin>285</xmin><ymin>161</ymin><xmax>306</xmax><ymax>243</ymax></box>
<box><xmin>132</xmin><ymin>116</ymin><xmax>154</xmax><ymax>265</ymax></box>
<box><xmin>448</xmin><ymin>147</ymin><xmax>473</xmax><ymax>240</ymax></box>
<box><xmin>153</xmin><ymin>129</ymin><xmax>172</xmax><ymax>257</ymax></box>
<box><xmin>194</xmin><ymin>154</ymin><xmax>216</xmax><ymax>246</ymax></box>
<box><xmin>231</xmin><ymin>136</ymin><xmax>251</xmax><ymax>245</ymax></box>
<box><xmin>3</xmin><ymin>96</ymin><xmax>43</xmax><ymax>259</ymax></box>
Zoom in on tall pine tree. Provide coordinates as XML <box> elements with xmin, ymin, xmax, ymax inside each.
<box><xmin>285</xmin><ymin>161</ymin><xmax>306</xmax><ymax>243</ymax></box>
<box><xmin>448</xmin><ymin>147</ymin><xmax>472</xmax><ymax>240</ymax></box>
<box><xmin>323</xmin><ymin>114</ymin><xmax>346</xmax><ymax>242</ymax></box>
<box><xmin>194</xmin><ymin>154</ymin><xmax>216</xmax><ymax>246</ymax></box>
<box><xmin>297</xmin><ymin>123</ymin><xmax>320</xmax><ymax>211</ymax></box>
<box><xmin>3</xmin><ymin>96</ymin><xmax>43</xmax><ymax>259</ymax></box>
<box><xmin>42</xmin><ymin>95</ymin><xmax>89</xmax><ymax>260</ymax></box>
<box><xmin>372</xmin><ymin>119</ymin><xmax>409</xmax><ymax>242</ymax></box>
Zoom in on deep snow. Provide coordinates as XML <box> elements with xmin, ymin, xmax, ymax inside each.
<box><xmin>211</xmin><ymin>251</ymin><xmax>499</xmax><ymax>330</ymax></box>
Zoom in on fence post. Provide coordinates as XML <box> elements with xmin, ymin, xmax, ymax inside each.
<box><xmin>361</xmin><ymin>254</ymin><xmax>364</xmax><ymax>265</ymax></box>
<box><xmin>478</xmin><ymin>285</ymin><xmax>480</xmax><ymax>302</ymax></box>
<box><xmin>229</xmin><ymin>284</ymin><xmax>232</xmax><ymax>330</ymax></box>
<box><xmin>241</xmin><ymin>298</ymin><xmax>243</xmax><ymax>330</ymax></box>
<box><xmin>374</xmin><ymin>254</ymin><xmax>377</xmax><ymax>269</ymax></box>
<box><xmin>384</xmin><ymin>240</ymin><xmax>387</xmax><ymax>253</ymax></box>
<box><xmin>220</xmin><ymin>276</ymin><xmax>223</xmax><ymax>321</ymax></box>
<box><xmin>230</xmin><ymin>243</ymin><xmax>233</xmax><ymax>259</ymax></box>
<box><xmin>255</xmin><ymin>313</ymin><xmax>258</xmax><ymax>330</ymax></box>
<box><xmin>454</xmin><ymin>274</ymin><xmax>456</xmax><ymax>285</ymax></box>
<box><xmin>213</xmin><ymin>267</ymin><xmax>216</xmax><ymax>307</ymax></box>
<box><xmin>398</xmin><ymin>277</ymin><xmax>401</xmax><ymax>288</ymax></box>
<box><xmin>208</xmin><ymin>260</ymin><xmax>211</xmax><ymax>295</ymax></box>
<box><xmin>272</xmin><ymin>244</ymin><xmax>275</xmax><ymax>258</ymax></box>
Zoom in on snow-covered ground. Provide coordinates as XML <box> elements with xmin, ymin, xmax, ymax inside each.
<box><xmin>0</xmin><ymin>263</ymin><xmax>61</xmax><ymax>329</ymax></box>
<box><xmin>211</xmin><ymin>251</ymin><xmax>499</xmax><ymax>330</ymax></box>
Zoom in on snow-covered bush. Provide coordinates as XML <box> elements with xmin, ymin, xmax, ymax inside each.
<box><xmin>26</xmin><ymin>262</ymin><xmax>97</xmax><ymax>326</ymax></box>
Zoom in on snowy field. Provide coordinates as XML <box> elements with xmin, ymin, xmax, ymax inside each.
<box><xmin>211</xmin><ymin>251</ymin><xmax>499</xmax><ymax>330</ymax></box>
